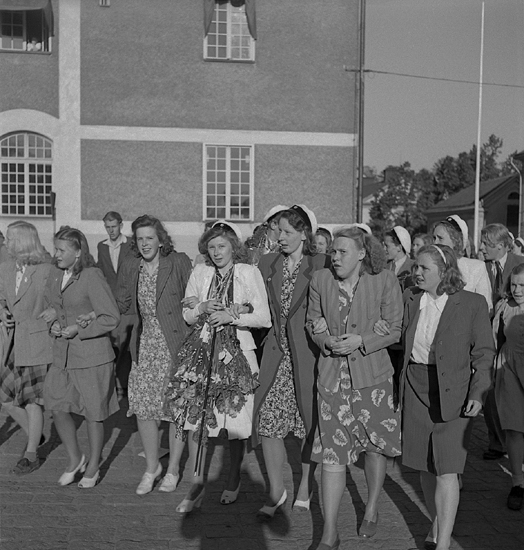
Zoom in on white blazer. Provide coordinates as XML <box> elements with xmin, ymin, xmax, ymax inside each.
<box><xmin>183</xmin><ymin>263</ymin><xmax>271</xmax><ymax>351</ymax></box>
<box><xmin>458</xmin><ymin>256</ymin><xmax>493</xmax><ymax>312</ymax></box>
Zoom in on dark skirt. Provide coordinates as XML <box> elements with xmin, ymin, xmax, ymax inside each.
<box><xmin>402</xmin><ymin>363</ymin><xmax>472</xmax><ymax>475</ymax></box>
<box><xmin>0</xmin><ymin>362</ymin><xmax>48</xmax><ymax>407</ymax></box>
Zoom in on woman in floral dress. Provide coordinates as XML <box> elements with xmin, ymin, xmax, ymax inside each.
<box><xmin>117</xmin><ymin>215</ymin><xmax>192</xmax><ymax>495</ymax></box>
<box><xmin>307</xmin><ymin>226</ymin><xmax>403</xmax><ymax>548</ymax></box>
<box><xmin>164</xmin><ymin>221</ymin><xmax>270</xmax><ymax>512</ymax></box>
<box><xmin>253</xmin><ymin>205</ymin><xmax>330</xmax><ymax>518</ymax></box>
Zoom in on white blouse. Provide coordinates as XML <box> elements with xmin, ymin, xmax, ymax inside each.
<box><xmin>411</xmin><ymin>292</ymin><xmax>449</xmax><ymax>365</ymax></box>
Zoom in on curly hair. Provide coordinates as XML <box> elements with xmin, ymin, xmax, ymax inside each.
<box><xmin>279</xmin><ymin>209</ymin><xmax>316</xmax><ymax>256</ymax></box>
<box><xmin>131</xmin><ymin>215</ymin><xmax>174</xmax><ymax>257</ymax></box>
<box><xmin>198</xmin><ymin>224</ymin><xmax>248</xmax><ymax>265</ymax></box>
<box><xmin>54</xmin><ymin>226</ymin><xmax>96</xmax><ymax>275</ymax></box>
<box><xmin>416</xmin><ymin>244</ymin><xmax>465</xmax><ymax>295</ymax></box>
<box><xmin>333</xmin><ymin>226</ymin><xmax>386</xmax><ymax>274</ymax></box>
<box><xmin>6</xmin><ymin>221</ymin><xmax>51</xmax><ymax>265</ymax></box>
<box><xmin>432</xmin><ymin>221</ymin><xmax>464</xmax><ymax>257</ymax></box>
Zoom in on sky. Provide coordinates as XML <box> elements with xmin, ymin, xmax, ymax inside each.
<box><xmin>364</xmin><ymin>0</ymin><xmax>524</xmax><ymax>173</ymax></box>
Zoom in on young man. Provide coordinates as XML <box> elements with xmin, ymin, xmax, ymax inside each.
<box><xmin>480</xmin><ymin>223</ymin><xmax>524</xmax><ymax>460</ymax></box>
<box><xmin>97</xmin><ymin>212</ymin><xmax>136</xmax><ymax>398</ymax></box>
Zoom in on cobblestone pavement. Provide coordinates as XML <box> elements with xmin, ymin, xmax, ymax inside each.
<box><xmin>1</xmin><ymin>403</ymin><xmax>522</xmax><ymax>550</ymax></box>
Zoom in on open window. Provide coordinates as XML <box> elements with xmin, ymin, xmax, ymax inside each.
<box><xmin>0</xmin><ymin>0</ymin><xmax>54</xmax><ymax>52</ymax></box>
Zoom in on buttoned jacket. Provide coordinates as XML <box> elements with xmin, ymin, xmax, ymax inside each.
<box><xmin>116</xmin><ymin>252</ymin><xmax>192</xmax><ymax>363</ymax></box>
<box><xmin>96</xmin><ymin>238</ymin><xmax>135</xmax><ymax>296</ymax></box>
<box><xmin>45</xmin><ymin>266</ymin><xmax>120</xmax><ymax>369</ymax></box>
<box><xmin>401</xmin><ymin>287</ymin><xmax>495</xmax><ymax>421</ymax></box>
<box><xmin>307</xmin><ymin>268</ymin><xmax>402</xmax><ymax>392</ymax></box>
<box><xmin>0</xmin><ymin>261</ymin><xmax>53</xmax><ymax>366</ymax></box>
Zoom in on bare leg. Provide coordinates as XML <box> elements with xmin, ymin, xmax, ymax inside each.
<box><xmin>85</xmin><ymin>420</ymin><xmax>104</xmax><ymax>477</ymax></box>
<box><xmin>25</xmin><ymin>404</ymin><xmax>44</xmax><ymax>455</ymax></box>
<box><xmin>52</xmin><ymin>411</ymin><xmax>83</xmax><ymax>471</ymax></box>
<box><xmin>363</xmin><ymin>451</ymin><xmax>387</xmax><ymax>521</ymax></box>
<box><xmin>183</xmin><ymin>429</ymin><xmax>206</xmax><ymax>499</ymax></box>
<box><xmin>506</xmin><ymin>430</ymin><xmax>524</xmax><ymax>486</ymax></box>
<box><xmin>420</xmin><ymin>471</ymin><xmax>438</xmax><ymax>540</ymax></box>
<box><xmin>2</xmin><ymin>402</ymin><xmax>29</xmax><ymax>436</ymax></box>
<box><xmin>166</xmin><ymin>423</ymin><xmax>186</xmax><ymax>476</ymax></box>
<box><xmin>296</xmin><ymin>438</ymin><xmax>317</xmax><ymax>502</ymax></box>
<box><xmin>261</xmin><ymin>436</ymin><xmax>286</xmax><ymax>503</ymax></box>
<box><xmin>226</xmin><ymin>439</ymin><xmax>245</xmax><ymax>491</ymax></box>
<box><xmin>137</xmin><ymin>419</ymin><xmax>160</xmax><ymax>473</ymax></box>
<box><xmin>431</xmin><ymin>473</ymin><xmax>460</xmax><ymax>550</ymax></box>
<box><xmin>319</xmin><ymin>464</ymin><xmax>345</xmax><ymax>546</ymax></box>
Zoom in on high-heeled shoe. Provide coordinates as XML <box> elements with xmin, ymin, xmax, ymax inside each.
<box><xmin>359</xmin><ymin>512</ymin><xmax>379</xmax><ymax>538</ymax></box>
<box><xmin>220</xmin><ymin>483</ymin><xmax>240</xmax><ymax>505</ymax></box>
<box><xmin>256</xmin><ymin>489</ymin><xmax>287</xmax><ymax>519</ymax></box>
<box><xmin>424</xmin><ymin>533</ymin><xmax>437</xmax><ymax>550</ymax></box>
<box><xmin>293</xmin><ymin>492</ymin><xmax>313</xmax><ymax>511</ymax></box>
<box><xmin>176</xmin><ymin>485</ymin><xmax>205</xmax><ymax>513</ymax></box>
<box><xmin>78</xmin><ymin>470</ymin><xmax>100</xmax><ymax>489</ymax></box>
<box><xmin>158</xmin><ymin>473</ymin><xmax>179</xmax><ymax>493</ymax></box>
<box><xmin>136</xmin><ymin>463</ymin><xmax>162</xmax><ymax>495</ymax></box>
<box><xmin>58</xmin><ymin>455</ymin><xmax>86</xmax><ymax>486</ymax></box>
<box><xmin>315</xmin><ymin>536</ymin><xmax>341</xmax><ymax>550</ymax></box>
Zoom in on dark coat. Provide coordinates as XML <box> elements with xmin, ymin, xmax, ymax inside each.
<box><xmin>96</xmin><ymin>238</ymin><xmax>135</xmax><ymax>296</ymax></box>
<box><xmin>485</xmin><ymin>252</ymin><xmax>524</xmax><ymax>307</ymax></box>
<box><xmin>116</xmin><ymin>252</ymin><xmax>192</xmax><ymax>363</ymax></box>
<box><xmin>253</xmin><ymin>252</ymin><xmax>330</xmax><ymax>442</ymax></box>
<box><xmin>401</xmin><ymin>287</ymin><xmax>495</xmax><ymax>422</ymax></box>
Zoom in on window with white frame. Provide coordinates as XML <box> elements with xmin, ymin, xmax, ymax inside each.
<box><xmin>204</xmin><ymin>2</ymin><xmax>255</xmax><ymax>61</ymax></box>
<box><xmin>0</xmin><ymin>9</ymin><xmax>52</xmax><ymax>52</ymax></box>
<box><xmin>1</xmin><ymin>132</ymin><xmax>53</xmax><ymax>217</ymax></box>
<box><xmin>204</xmin><ymin>145</ymin><xmax>253</xmax><ymax>221</ymax></box>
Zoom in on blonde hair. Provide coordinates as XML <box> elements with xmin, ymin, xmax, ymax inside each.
<box><xmin>6</xmin><ymin>221</ymin><xmax>50</xmax><ymax>265</ymax></box>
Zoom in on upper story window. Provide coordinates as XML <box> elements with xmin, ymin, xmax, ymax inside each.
<box><xmin>0</xmin><ymin>1</ymin><xmax>54</xmax><ymax>53</ymax></box>
<box><xmin>204</xmin><ymin>145</ymin><xmax>253</xmax><ymax>221</ymax></box>
<box><xmin>1</xmin><ymin>132</ymin><xmax>53</xmax><ymax>217</ymax></box>
<box><xmin>204</xmin><ymin>1</ymin><xmax>255</xmax><ymax>62</ymax></box>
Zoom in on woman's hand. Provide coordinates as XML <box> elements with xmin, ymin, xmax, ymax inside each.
<box><xmin>463</xmin><ymin>399</ymin><xmax>482</xmax><ymax>417</ymax></box>
<box><xmin>207</xmin><ymin>310</ymin><xmax>233</xmax><ymax>328</ymax></box>
<box><xmin>373</xmin><ymin>319</ymin><xmax>391</xmax><ymax>336</ymax></box>
<box><xmin>227</xmin><ymin>303</ymin><xmax>249</xmax><ymax>319</ymax></box>
<box><xmin>330</xmin><ymin>333</ymin><xmax>362</xmax><ymax>356</ymax></box>
<box><xmin>50</xmin><ymin>321</ymin><xmax>62</xmax><ymax>337</ymax></box>
<box><xmin>38</xmin><ymin>307</ymin><xmax>57</xmax><ymax>324</ymax></box>
<box><xmin>0</xmin><ymin>308</ymin><xmax>14</xmax><ymax>329</ymax></box>
<box><xmin>76</xmin><ymin>311</ymin><xmax>95</xmax><ymax>328</ymax></box>
<box><xmin>199</xmin><ymin>299</ymin><xmax>224</xmax><ymax>315</ymax></box>
<box><xmin>311</xmin><ymin>317</ymin><xmax>328</xmax><ymax>334</ymax></box>
<box><xmin>182</xmin><ymin>296</ymin><xmax>199</xmax><ymax>309</ymax></box>
<box><xmin>61</xmin><ymin>324</ymin><xmax>79</xmax><ymax>339</ymax></box>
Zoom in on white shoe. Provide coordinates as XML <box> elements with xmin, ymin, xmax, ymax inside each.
<box><xmin>158</xmin><ymin>473</ymin><xmax>179</xmax><ymax>493</ymax></box>
<box><xmin>257</xmin><ymin>490</ymin><xmax>287</xmax><ymax>519</ymax></box>
<box><xmin>136</xmin><ymin>463</ymin><xmax>162</xmax><ymax>495</ymax></box>
<box><xmin>78</xmin><ymin>470</ymin><xmax>100</xmax><ymax>489</ymax></box>
<box><xmin>138</xmin><ymin>448</ymin><xmax>169</xmax><ymax>459</ymax></box>
<box><xmin>293</xmin><ymin>492</ymin><xmax>313</xmax><ymax>511</ymax></box>
<box><xmin>58</xmin><ymin>455</ymin><xmax>86</xmax><ymax>486</ymax></box>
<box><xmin>176</xmin><ymin>485</ymin><xmax>205</xmax><ymax>513</ymax></box>
<box><xmin>220</xmin><ymin>483</ymin><xmax>240</xmax><ymax>505</ymax></box>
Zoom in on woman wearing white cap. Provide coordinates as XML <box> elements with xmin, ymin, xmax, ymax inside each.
<box><xmin>246</xmin><ymin>205</ymin><xmax>289</xmax><ymax>266</ymax></box>
<box><xmin>384</xmin><ymin>226</ymin><xmax>414</xmax><ymax>292</ymax></box>
<box><xmin>432</xmin><ymin>216</ymin><xmax>492</xmax><ymax>312</ymax></box>
<box><xmin>163</xmin><ymin>221</ymin><xmax>271</xmax><ymax>512</ymax></box>
<box><xmin>253</xmin><ymin>204</ymin><xmax>330</xmax><ymax>518</ymax></box>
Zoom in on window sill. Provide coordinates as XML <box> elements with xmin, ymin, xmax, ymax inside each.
<box><xmin>203</xmin><ymin>58</ymin><xmax>255</xmax><ymax>64</ymax></box>
<box><xmin>0</xmin><ymin>49</ymin><xmax>52</xmax><ymax>55</ymax></box>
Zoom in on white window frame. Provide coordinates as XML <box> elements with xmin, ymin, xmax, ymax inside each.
<box><xmin>203</xmin><ymin>144</ymin><xmax>254</xmax><ymax>222</ymax></box>
<box><xmin>1</xmin><ymin>132</ymin><xmax>53</xmax><ymax>217</ymax></box>
<box><xmin>0</xmin><ymin>9</ymin><xmax>52</xmax><ymax>53</ymax></box>
<box><xmin>203</xmin><ymin>2</ymin><xmax>255</xmax><ymax>62</ymax></box>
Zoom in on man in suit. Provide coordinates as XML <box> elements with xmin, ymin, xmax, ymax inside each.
<box><xmin>480</xmin><ymin>223</ymin><xmax>524</xmax><ymax>460</ymax></box>
<box><xmin>97</xmin><ymin>211</ymin><xmax>136</xmax><ymax>398</ymax></box>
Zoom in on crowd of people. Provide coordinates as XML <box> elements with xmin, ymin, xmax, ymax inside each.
<box><xmin>0</xmin><ymin>206</ymin><xmax>523</xmax><ymax>550</ymax></box>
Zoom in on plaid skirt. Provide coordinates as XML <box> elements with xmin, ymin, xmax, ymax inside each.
<box><xmin>0</xmin><ymin>362</ymin><xmax>48</xmax><ymax>407</ymax></box>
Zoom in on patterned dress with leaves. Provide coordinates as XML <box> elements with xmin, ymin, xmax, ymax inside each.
<box><xmin>311</xmin><ymin>283</ymin><xmax>401</xmax><ymax>465</ymax></box>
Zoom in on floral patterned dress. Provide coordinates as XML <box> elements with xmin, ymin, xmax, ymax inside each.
<box><xmin>258</xmin><ymin>256</ymin><xmax>306</xmax><ymax>439</ymax></box>
<box><xmin>127</xmin><ymin>263</ymin><xmax>172</xmax><ymax>422</ymax></box>
<box><xmin>311</xmin><ymin>283</ymin><xmax>401</xmax><ymax>465</ymax></box>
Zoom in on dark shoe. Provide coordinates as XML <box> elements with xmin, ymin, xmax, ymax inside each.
<box><xmin>507</xmin><ymin>486</ymin><xmax>524</xmax><ymax>511</ymax></box>
<box><xmin>315</xmin><ymin>536</ymin><xmax>340</xmax><ymax>550</ymax></box>
<box><xmin>483</xmin><ymin>449</ymin><xmax>505</xmax><ymax>460</ymax></box>
<box><xmin>359</xmin><ymin>513</ymin><xmax>379</xmax><ymax>538</ymax></box>
<box><xmin>424</xmin><ymin>536</ymin><xmax>437</xmax><ymax>550</ymax></box>
<box><xmin>12</xmin><ymin>457</ymin><xmax>41</xmax><ymax>476</ymax></box>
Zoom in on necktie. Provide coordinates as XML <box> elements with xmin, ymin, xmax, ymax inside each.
<box><xmin>493</xmin><ymin>260</ymin><xmax>503</xmax><ymax>303</ymax></box>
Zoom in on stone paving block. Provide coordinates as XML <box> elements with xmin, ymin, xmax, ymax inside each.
<box><xmin>116</xmin><ymin>541</ymin><xmax>169</xmax><ymax>550</ymax></box>
<box><xmin>68</xmin><ymin>542</ymin><xmax>115</xmax><ymax>550</ymax></box>
<box><xmin>69</xmin><ymin>527</ymin><xmax>117</xmax><ymax>542</ymax></box>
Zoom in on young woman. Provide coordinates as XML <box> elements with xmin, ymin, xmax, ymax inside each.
<box><xmin>401</xmin><ymin>244</ymin><xmax>494</xmax><ymax>550</ymax></box>
<box><xmin>0</xmin><ymin>221</ymin><xmax>53</xmax><ymax>475</ymax></box>
<box><xmin>492</xmin><ymin>263</ymin><xmax>524</xmax><ymax>511</ymax></box>
<box><xmin>307</xmin><ymin>226</ymin><xmax>403</xmax><ymax>548</ymax></box>
<box><xmin>411</xmin><ymin>233</ymin><xmax>433</xmax><ymax>258</ymax></box>
<box><xmin>43</xmin><ymin>227</ymin><xmax>120</xmax><ymax>488</ymax></box>
<box><xmin>253</xmin><ymin>205</ymin><xmax>330</xmax><ymax>518</ymax></box>
<box><xmin>116</xmin><ymin>214</ymin><xmax>192</xmax><ymax>495</ymax></box>
<box><xmin>314</xmin><ymin>228</ymin><xmax>333</xmax><ymax>254</ymax></box>
<box><xmin>164</xmin><ymin>221</ymin><xmax>270</xmax><ymax>512</ymax></box>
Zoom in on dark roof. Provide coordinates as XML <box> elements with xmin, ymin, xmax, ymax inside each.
<box><xmin>362</xmin><ymin>180</ymin><xmax>384</xmax><ymax>199</ymax></box>
<box><xmin>426</xmin><ymin>174</ymin><xmax>518</xmax><ymax>212</ymax></box>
